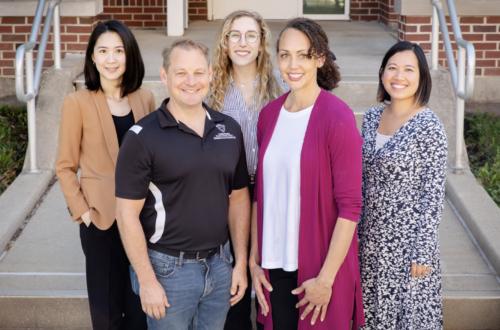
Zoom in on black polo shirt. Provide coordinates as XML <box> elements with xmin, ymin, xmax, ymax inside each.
<box><xmin>115</xmin><ymin>99</ymin><xmax>248</xmax><ymax>253</ymax></box>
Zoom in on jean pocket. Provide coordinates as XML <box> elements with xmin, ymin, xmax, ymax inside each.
<box><xmin>129</xmin><ymin>265</ymin><xmax>140</xmax><ymax>295</ymax></box>
<box><xmin>149</xmin><ymin>254</ymin><xmax>177</xmax><ymax>278</ymax></box>
<box><xmin>221</xmin><ymin>242</ymin><xmax>234</xmax><ymax>265</ymax></box>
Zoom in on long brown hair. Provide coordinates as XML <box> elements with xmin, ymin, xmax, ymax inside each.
<box><xmin>208</xmin><ymin>10</ymin><xmax>282</xmax><ymax>110</ymax></box>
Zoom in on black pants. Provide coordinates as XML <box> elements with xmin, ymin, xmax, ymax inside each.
<box><xmin>269</xmin><ymin>268</ymin><xmax>299</xmax><ymax>330</ymax></box>
<box><xmin>80</xmin><ymin>222</ymin><xmax>146</xmax><ymax>330</ymax></box>
<box><xmin>224</xmin><ymin>181</ymin><xmax>255</xmax><ymax>330</ymax></box>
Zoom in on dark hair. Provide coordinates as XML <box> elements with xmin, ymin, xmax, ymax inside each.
<box><xmin>377</xmin><ymin>41</ymin><xmax>432</xmax><ymax>106</ymax></box>
<box><xmin>84</xmin><ymin>20</ymin><xmax>144</xmax><ymax>97</ymax></box>
<box><xmin>277</xmin><ymin>17</ymin><xmax>340</xmax><ymax>90</ymax></box>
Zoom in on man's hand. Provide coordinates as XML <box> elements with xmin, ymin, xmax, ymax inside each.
<box><xmin>229</xmin><ymin>263</ymin><xmax>248</xmax><ymax>306</ymax></box>
<box><xmin>139</xmin><ymin>278</ymin><xmax>170</xmax><ymax>320</ymax></box>
<box><xmin>292</xmin><ymin>277</ymin><xmax>332</xmax><ymax>325</ymax></box>
<box><xmin>249</xmin><ymin>262</ymin><xmax>272</xmax><ymax>316</ymax></box>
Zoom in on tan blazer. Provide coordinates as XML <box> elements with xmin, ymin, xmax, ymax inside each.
<box><xmin>56</xmin><ymin>88</ymin><xmax>155</xmax><ymax>230</ymax></box>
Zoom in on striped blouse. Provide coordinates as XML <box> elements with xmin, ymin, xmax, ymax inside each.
<box><xmin>221</xmin><ymin>76</ymin><xmax>286</xmax><ymax>176</ymax></box>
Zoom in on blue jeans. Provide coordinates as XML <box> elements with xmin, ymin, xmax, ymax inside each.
<box><xmin>130</xmin><ymin>244</ymin><xmax>233</xmax><ymax>330</ymax></box>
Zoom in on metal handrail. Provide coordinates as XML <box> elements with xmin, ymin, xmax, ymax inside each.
<box><xmin>15</xmin><ymin>0</ymin><xmax>62</xmax><ymax>173</ymax></box>
<box><xmin>431</xmin><ymin>0</ymin><xmax>476</xmax><ymax>172</ymax></box>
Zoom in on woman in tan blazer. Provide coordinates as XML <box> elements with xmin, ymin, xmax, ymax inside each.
<box><xmin>56</xmin><ymin>20</ymin><xmax>155</xmax><ymax>330</ymax></box>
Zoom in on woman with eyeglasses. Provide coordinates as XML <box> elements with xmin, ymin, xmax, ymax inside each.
<box><xmin>249</xmin><ymin>18</ymin><xmax>364</xmax><ymax>330</ymax></box>
<box><xmin>208</xmin><ymin>10</ymin><xmax>284</xmax><ymax>330</ymax></box>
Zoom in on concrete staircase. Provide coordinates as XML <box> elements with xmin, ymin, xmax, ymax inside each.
<box><xmin>0</xmin><ymin>20</ymin><xmax>499</xmax><ymax>329</ymax></box>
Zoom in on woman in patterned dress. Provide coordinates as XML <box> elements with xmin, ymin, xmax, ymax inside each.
<box><xmin>208</xmin><ymin>10</ymin><xmax>283</xmax><ymax>330</ymax></box>
<box><xmin>359</xmin><ymin>41</ymin><xmax>448</xmax><ymax>329</ymax></box>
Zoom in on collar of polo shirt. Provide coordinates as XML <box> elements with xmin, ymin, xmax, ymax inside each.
<box><xmin>157</xmin><ymin>98</ymin><xmax>225</xmax><ymax>129</ymax></box>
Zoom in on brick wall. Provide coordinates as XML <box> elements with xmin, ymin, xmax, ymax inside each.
<box><xmin>399</xmin><ymin>15</ymin><xmax>500</xmax><ymax>76</ymax></box>
<box><xmin>0</xmin><ymin>0</ymin><xmax>208</xmax><ymax>78</ymax></box>
<box><xmin>189</xmin><ymin>0</ymin><xmax>208</xmax><ymax>20</ymax></box>
<box><xmin>0</xmin><ymin>16</ymin><xmax>92</xmax><ymax>77</ymax></box>
<box><xmin>350</xmin><ymin>0</ymin><xmax>380</xmax><ymax>21</ymax></box>
<box><xmin>379</xmin><ymin>0</ymin><xmax>397</xmax><ymax>28</ymax></box>
<box><xmin>98</xmin><ymin>0</ymin><xmax>166</xmax><ymax>28</ymax></box>
<box><xmin>98</xmin><ymin>0</ymin><xmax>207</xmax><ymax>29</ymax></box>
<box><xmin>350</xmin><ymin>0</ymin><xmax>399</xmax><ymax>28</ymax></box>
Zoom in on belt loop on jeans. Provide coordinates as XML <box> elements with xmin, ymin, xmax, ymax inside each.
<box><xmin>178</xmin><ymin>251</ymin><xmax>184</xmax><ymax>266</ymax></box>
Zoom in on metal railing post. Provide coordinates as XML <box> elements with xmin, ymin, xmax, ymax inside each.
<box><xmin>431</xmin><ymin>6</ymin><xmax>439</xmax><ymax>70</ymax></box>
<box><xmin>53</xmin><ymin>3</ymin><xmax>61</xmax><ymax>69</ymax></box>
<box><xmin>25</xmin><ymin>51</ymin><xmax>39</xmax><ymax>173</ymax></box>
<box><xmin>15</xmin><ymin>0</ymin><xmax>62</xmax><ymax>173</ymax></box>
<box><xmin>455</xmin><ymin>46</ymin><xmax>466</xmax><ymax>170</ymax></box>
<box><xmin>431</xmin><ymin>0</ymin><xmax>476</xmax><ymax>173</ymax></box>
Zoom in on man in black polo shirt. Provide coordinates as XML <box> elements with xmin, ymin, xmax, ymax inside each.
<box><xmin>115</xmin><ymin>39</ymin><xmax>250</xmax><ymax>329</ymax></box>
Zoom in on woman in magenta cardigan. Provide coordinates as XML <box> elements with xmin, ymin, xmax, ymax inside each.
<box><xmin>249</xmin><ymin>18</ymin><xmax>364</xmax><ymax>330</ymax></box>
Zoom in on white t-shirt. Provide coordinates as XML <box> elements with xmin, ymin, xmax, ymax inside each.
<box><xmin>375</xmin><ymin>132</ymin><xmax>392</xmax><ymax>151</ymax></box>
<box><xmin>261</xmin><ymin>105</ymin><xmax>313</xmax><ymax>271</ymax></box>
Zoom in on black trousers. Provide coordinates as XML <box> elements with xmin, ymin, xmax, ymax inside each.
<box><xmin>224</xmin><ymin>181</ymin><xmax>255</xmax><ymax>330</ymax></box>
<box><xmin>269</xmin><ymin>268</ymin><xmax>299</xmax><ymax>330</ymax></box>
<box><xmin>80</xmin><ymin>222</ymin><xmax>146</xmax><ymax>330</ymax></box>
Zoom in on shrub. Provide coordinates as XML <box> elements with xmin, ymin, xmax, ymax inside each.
<box><xmin>0</xmin><ymin>104</ymin><xmax>28</xmax><ymax>194</ymax></box>
<box><xmin>464</xmin><ymin>112</ymin><xmax>500</xmax><ymax>206</ymax></box>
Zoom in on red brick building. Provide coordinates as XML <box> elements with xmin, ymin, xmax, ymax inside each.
<box><xmin>1</xmin><ymin>0</ymin><xmax>499</xmax><ymax>101</ymax></box>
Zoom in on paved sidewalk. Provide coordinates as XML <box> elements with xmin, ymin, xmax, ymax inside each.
<box><xmin>0</xmin><ymin>180</ymin><xmax>498</xmax><ymax>328</ymax></box>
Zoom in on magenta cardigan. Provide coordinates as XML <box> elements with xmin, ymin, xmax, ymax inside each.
<box><xmin>255</xmin><ymin>90</ymin><xmax>365</xmax><ymax>329</ymax></box>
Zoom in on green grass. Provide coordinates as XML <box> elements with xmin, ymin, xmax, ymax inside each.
<box><xmin>464</xmin><ymin>112</ymin><xmax>500</xmax><ymax>207</ymax></box>
<box><xmin>0</xmin><ymin>104</ymin><xmax>28</xmax><ymax>195</ymax></box>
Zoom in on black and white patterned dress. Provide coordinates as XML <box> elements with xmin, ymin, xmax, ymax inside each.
<box><xmin>359</xmin><ymin>104</ymin><xmax>447</xmax><ymax>330</ymax></box>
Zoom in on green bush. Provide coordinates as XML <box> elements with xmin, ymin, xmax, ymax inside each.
<box><xmin>464</xmin><ymin>112</ymin><xmax>500</xmax><ymax>206</ymax></box>
<box><xmin>0</xmin><ymin>104</ymin><xmax>28</xmax><ymax>194</ymax></box>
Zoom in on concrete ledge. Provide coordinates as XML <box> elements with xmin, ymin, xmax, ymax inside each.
<box><xmin>446</xmin><ymin>170</ymin><xmax>500</xmax><ymax>276</ymax></box>
<box><xmin>443</xmin><ymin>297</ymin><xmax>500</xmax><ymax>330</ymax></box>
<box><xmin>471</xmin><ymin>76</ymin><xmax>500</xmax><ymax>103</ymax></box>
<box><xmin>0</xmin><ymin>0</ymin><xmax>103</xmax><ymax>17</ymax></box>
<box><xmin>0</xmin><ymin>54</ymin><xmax>84</xmax><ymax>254</ymax></box>
<box><xmin>0</xmin><ymin>297</ymin><xmax>91</xmax><ymax>328</ymax></box>
<box><xmin>395</xmin><ymin>0</ymin><xmax>500</xmax><ymax>16</ymax></box>
<box><xmin>0</xmin><ymin>78</ymin><xmax>14</xmax><ymax>99</ymax></box>
<box><xmin>23</xmin><ymin>54</ymin><xmax>85</xmax><ymax>171</ymax></box>
<box><xmin>0</xmin><ymin>170</ymin><xmax>53</xmax><ymax>254</ymax></box>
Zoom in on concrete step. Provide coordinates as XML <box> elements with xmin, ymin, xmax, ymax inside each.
<box><xmin>0</xmin><ymin>183</ymin><xmax>498</xmax><ymax>329</ymax></box>
<box><xmin>74</xmin><ymin>75</ymin><xmax>378</xmax><ymax>110</ymax></box>
<box><xmin>0</xmin><ymin>183</ymin><xmax>91</xmax><ymax>328</ymax></box>
<box><xmin>74</xmin><ymin>76</ymin><xmax>373</xmax><ymax>132</ymax></box>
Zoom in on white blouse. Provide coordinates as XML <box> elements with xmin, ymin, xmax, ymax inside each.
<box><xmin>261</xmin><ymin>105</ymin><xmax>313</xmax><ymax>271</ymax></box>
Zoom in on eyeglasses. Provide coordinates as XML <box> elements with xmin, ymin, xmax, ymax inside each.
<box><xmin>227</xmin><ymin>30</ymin><xmax>260</xmax><ymax>44</ymax></box>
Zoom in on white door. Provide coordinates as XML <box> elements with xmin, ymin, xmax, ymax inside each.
<box><xmin>210</xmin><ymin>0</ymin><xmax>349</xmax><ymax>20</ymax></box>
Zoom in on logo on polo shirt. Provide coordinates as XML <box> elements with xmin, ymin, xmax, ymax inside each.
<box><xmin>214</xmin><ymin>123</ymin><xmax>236</xmax><ymax>140</ymax></box>
<box><xmin>129</xmin><ymin>125</ymin><xmax>143</xmax><ymax>134</ymax></box>
<box><xmin>216</xmin><ymin>124</ymin><xmax>225</xmax><ymax>132</ymax></box>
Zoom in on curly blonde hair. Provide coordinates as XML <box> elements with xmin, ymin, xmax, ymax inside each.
<box><xmin>208</xmin><ymin>10</ymin><xmax>282</xmax><ymax>111</ymax></box>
